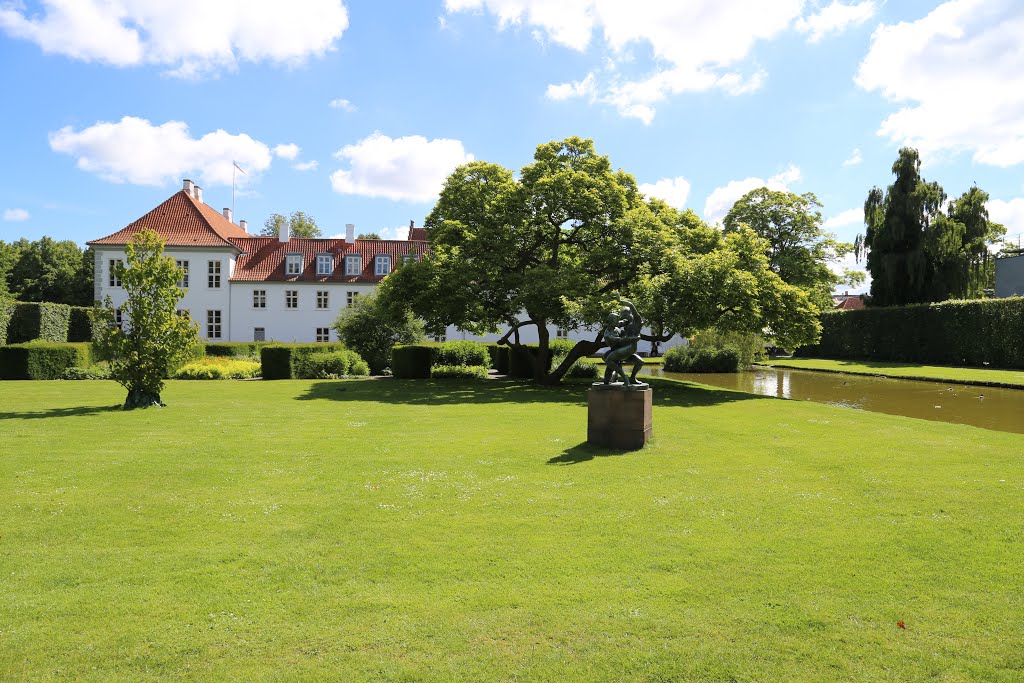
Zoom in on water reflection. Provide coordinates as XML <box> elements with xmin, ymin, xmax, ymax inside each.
<box><xmin>650</xmin><ymin>367</ymin><xmax>1024</xmax><ymax>434</ymax></box>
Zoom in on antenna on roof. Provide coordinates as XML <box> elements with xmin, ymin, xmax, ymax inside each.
<box><xmin>232</xmin><ymin>161</ymin><xmax>246</xmax><ymax>217</ymax></box>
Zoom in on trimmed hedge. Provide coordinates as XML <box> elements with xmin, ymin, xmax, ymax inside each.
<box><xmin>0</xmin><ymin>342</ymin><xmax>91</xmax><ymax>380</ymax></box>
<box><xmin>431</xmin><ymin>340</ymin><xmax>490</xmax><ymax>367</ymax></box>
<box><xmin>68</xmin><ymin>307</ymin><xmax>94</xmax><ymax>342</ymax></box>
<box><xmin>663</xmin><ymin>346</ymin><xmax>740</xmax><ymax>373</ymax></box>
<box><xmin>295</xmin><ymin>349</ymin><xmax>368</xmax><ymax>378</ymax></box>
<box><xmin>509</xmin><ymin>345</ymin><xmax>556</xmax><ymax>379</ymax></box>
<box><xmin>62</xmin><ymin>365</ymin><xmax>110</xmax><ymax>380</ymax></box>
<box><xmin>259</xmin><ymin>343</ymin><xmax>352</xmax><ymax>379</ymax></box>
<box><xmin>796</xmin><ymin>297</ymin><xmax>1024</xmax><ymax>369</ymax></box>
<box><xmin>0</xmin><ymin>299</ymin><xmax>14</xmax><ymax>346</ymax></box>
<box><xmin>431</xmin><ymin>364</ymin><xmax>490</xmax><ymax>380</ymax></box>
<box><xmin>204</xmin><ymin>342</ymin><xmax>270</xmax><ymax>358</ymax></box>
<box><xmin>392</xmin><ymin>345</ymin><xmax>434</xmax><ymax>379</ymax></box>
<box><xmin>175</xmin><ymin>358</ymin><xmax>261</xmax><ymax>380</ymax></box>
<box><xmin>7</xmin><ymin>302</ymin><xmax>72</xmax><ymax>343</ymax></box>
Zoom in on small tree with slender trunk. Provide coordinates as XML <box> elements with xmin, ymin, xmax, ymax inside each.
<box><xmin>92</xmin><ymin>228</ymin><xmax>199</xmax><ymax>409</ymax></box>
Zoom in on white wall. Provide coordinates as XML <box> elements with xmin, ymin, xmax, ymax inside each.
<box><xmin>229</xmin><ymin>282</ymin><xmax>377</xmax><ymax>342</ymax></box>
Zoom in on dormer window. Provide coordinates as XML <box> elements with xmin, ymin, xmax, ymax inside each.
<box><xmin>374</xmin><ymin>255</ymin><xmax>391</xmax><ymax>276</ymax></box>
<box><xmin>286</xmin><ymin>253</ymin><xmax>302</xmax><ymax>275</ymax></box>
<box><xmin>316</xmin><ymin>254</ymin><xmax>333</xmax><ymax>276</ymax></box>
<box><xmin>345</xmin><ymin>254</ymin><xmax>362</xmax><ymax>276</ymax></box>
<box><xmin>402</xmin><ymin>254</ymin><xmax>417</xmax><ymax>266</ymax></box>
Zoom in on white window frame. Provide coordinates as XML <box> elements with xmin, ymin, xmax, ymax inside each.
<box><xmin>285</xmin><ymin>290</ymin><xmax>298</xmax><ymax>309</ymax></box>
<box><xmin>316</xmin><ymin>327</ymin><xmax>330</xmax><ymax>342</ymax></box>
<box><xmin>109</xmin><ymin>259</ymin><xmax>123</xmax><ymax>287</ymax></box>
<box><xmin>114</xmin><ymin>308</ymin><xmax>123</xmax><ymax>329</ymax></box>
<box><xmin>208</xmin><ymin>260</ymin><xmax>221</xmax><ymax>289</ymax></box>
<box><xmin>402</xmin><ymin>254</ymin><xmax>417</xmax><ymax>266</ymax></box>
<box><xmin>346</xmin><ymin>290</ymin><xmax>360</xmax><ymax>307</ymax></box>
<box><xmin>207</xmin><ymin>310</ymin><xmax>222</xmax><ymax>339</ymax></box>
<box><xmin>316</xmin><ymin>254</ymin><xmax>333</xmax><ymax>276</ymax></box>
<box><xmin>316</xmin><ymin>290</ymin><xmax>329</xmax><ymax>309</ymax></box>
<box><xmin>345</xmin><ymin>254</ymin><xmax>362</xmax><ymax>276</ymax></box>
<box><xmin>254</xmin><ymin>327</ymin><xmax>265</xmax><ymax>342</ymax></box>
<box><xmin>556</xmin><ymin>327</ymin><xmax>569</xmax><ymax>339</ymax></box>
<box><xmin>176</xmin><ymin>260</ymin><xmax>190</xmax><ymax>288</ymax></box>
<box><xmin>374</xmin><ymin>255</ymin><xmax>391</xmax><ymax>276</ymax></box>
<box><xmin>253</xmin><ymin>289</ymin><xmax>266</xmax><ymax>308</ymax></box>
<box><xmin>286</xmin><ymin>254</ymin><xmax>303</xmax><ymax>276</ymax></box>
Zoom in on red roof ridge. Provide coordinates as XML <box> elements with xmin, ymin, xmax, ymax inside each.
<box><xmin>89</xmin><ymin>189</ymin><xmax>249</xmax><ymax>248</ymax></box>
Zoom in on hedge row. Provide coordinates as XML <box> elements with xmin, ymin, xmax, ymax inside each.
<box><xmin>0</xmin><ymin>342</ymin><xmax>92</xmax><ymax>380</ymax></box>
<box><xmin>391</xmin><ymin>341</ymin><xmax>504</xmax><ymax>379</ymax></box>
<box><xmin>796</xmin><ymin>297</ymin><xmax>1024</xmax><ymax>369</ymax></box>
<box><xmin>0</xmin><ymin>301</ymin><xmax>96</xmax><ymax>344</ymax></box>
<box><xmin>259</xmin><ymin>343</ymin><xmax>365</xmax><ymax>379</ymax></box>
<box><xmin>663</xmin><ymin>345</ymin><xmax>740</xmax><ymax>373</ymax></box>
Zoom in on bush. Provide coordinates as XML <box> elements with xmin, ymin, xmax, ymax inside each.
<box><xmin>663</xmin><ymin>345</ymin><xmax>740</xmax><ymax>373</ymax></box>
<box><xmin>260</xmin><ymin>346</ymin><xmax>294</xmax><ymax>380</ymax></box>
<box><xmin>174</xmin><ymin>357</ymin><xmax>261</xmax><ymax>380</ymax></box>
<box><xmin>391</xmin><ymin>344</ymin><xmax>434</xmax><ymax>379</ymax></box>
<box><xmin>68</xmin><ymin>307</ymin><xmax>95</xmax><ymax>342</ymax></box>
<box><xmin>431</xmin><ymin>364</ymin><xmax>490</xmax><ymax>380</ymax></box>
<box><xmin>333</xmin><ymin>292</ymin><xmax>424</xmax><ymax>374</ymax></box>
<box><xmin>62</xmin><ymin>365</ymin><xmax>111</xmax><ymax>380</ymax></box>
<box><xmin>508</xmin><ymin>345</ymin><xmax>556</xmax><ymax>379</ymax></box>
<box><xmin>259</xmin><ymin>343</ymin><xmax>353</xmax><ymax>379</ymax></box>
<box><xmin>0</xmin><ymin>341</ymin><xmax>91</xmax><ymax>380</ymax></box>
<box><xmin>484</xmin><ymin>344</ymin><xmax>510</xmax><ymax>374</ymax></box>
<box><xmin>432</xmin><ymin>340</ymin><xmax>490</xmax><ymax>367</ymax></box>
<box><xmin>349</xmin><ymin>359</ymin><xmax>370</xmax><ymax>376</ymax></box>
<box><xmin>564</xmin><ymin>357</ymin><xmax>599</xmax><ymax>379</ymax></box>
<box><xmin>689</xmin><ymin>329</ymin><xmax>764</xmax><ymax>369</ymax></box>
<box><xmin>205</xmin><ymin>342</ymin><xmax>265</xmax><ymax>358</ymax></box>
<box><xmin>0</xmin><ymin>298</ymin><xmax>13</xmax><ymax>346</ymax></box>
<box><xmin>7</xmin><ymin>302</ymin><xmax>72</xmax><ymax>343</ymax></box>
<box><xmin>293</xmin><ymin>349</ymin><xmax>367</xmax><ymax>378</ymax></box>
<box><xmin>797</xmin><ymin>297</ymin><xmax>1024</xmax><ymax>369</ymax></box>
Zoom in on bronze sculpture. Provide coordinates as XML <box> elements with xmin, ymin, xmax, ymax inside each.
<box><xmin>601</xmin><ymin>298</ymin><xmax>647</xmax><ymax>387</ymax></box>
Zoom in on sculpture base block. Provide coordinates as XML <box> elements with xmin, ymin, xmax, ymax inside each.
<box><xmin>587</xmin><ymin>386</ymin><xmax>652</xmax><ymax>450</ymax></box>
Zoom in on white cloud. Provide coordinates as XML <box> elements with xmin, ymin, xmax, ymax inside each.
<box><xmin>828</xmin><ymin>250</ymin><xmax>870</xmax><ymax>294</ymax></box>
<box><xmin>0</xmin><ymin>0</ymin><xmax>348</xmax><ymax>77</ymax></box>
<box><xmin>293</xmin><ymin>160</ymin><xmax>319</xmax><ymax>172</ymax></box>
<box><xmin>545</xmin><ymin>73</ymin><xmax>596</xmax><ymax>101</ymax></box>
<box><xmin>330</xmin><ymin>132</ymin><xmax>474</xmax><ymax>202</ymax></box>
<box><xmin>447</xmin><ymin>0</ymin><xmax>816</xmax><ymax>122</ymax></box>
<box><xmin>3</xmin><ymin>208</ymin><xmax>30</xmax><ymax>222</ymax></box>
<box><xmin>796</xmin><ymin>1</ymin><xmax>876</xmax><ymax>43</ymax></box>
<box><xmin>49</xmin><ymin>116</ymin><xmax>273</xmax><ymax>187</ymax></box>
<box><xmin>703</xmin><ymin>165</ymin><xmax>802</xmax><ymax>224</ymax></box>
<box><xmin>329</xmin><ymin>98</ymin><xmax>357</xmax><ymax>112</ymax></box>
<box><xmin>273</xmin><ymin>143</ymin><xmax>300</xmax><ymax>160</ymax></box>
<box><xmin>823</xmin><ymin>208</ymin><xmax>863</xmax><ymax>229</ymax></box>
<box><xmin>988</xmin><ymin>198</ymin><xmax>1024</xmax><ymax>236</ymax></box>
<box><xmin>639</xmin><ymin>177</ymin><xmax>691</xmax><ymax>209</ymax></box>
<box><xmin>842</xmin><ymin>148</ymin><xmax>863</xmax><ymax>167</ymax></box>
<box><xmin>856</xmin><ymin>0</ymin><xmax>1024</xmax><ymax>167</ymax></box>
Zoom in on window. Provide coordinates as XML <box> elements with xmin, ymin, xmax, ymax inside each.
<box><xmin>316</xmin><ymin>254</ymin><xmax>333</xmax><ymax>275</ymax></box>
<box><xmin>374</xmin><ymin>255</ymin><xmax>391</xmax><ymax>276</ymax></box>
<box><xmin>316</xmin><ymin>290</ymin><xmax>329</xmax><ymax>309</ymax></box>
<box><xmin>254</xmin><ymin>327</ymin><xmax>265</xmax><ymax>342</ymax></box>
<box><xmin>346</xmin><ymin>291</ymin><xmax>360</xmax><ymax>307</ymax></box>
<box><xmin>345</xmin><ymin>254</ymin><xmax>362</xmax><ymax>275</ymax></box>
<box><xmin>432</xmin><ymin>332</ymin><xmax>446</xmax><ymax>343</ymax></box>
<box><xmin>286</xmin><ymin>254</ymin><xmax>302</xmax><ymax>275</ymax></box>
<box><xmin>556</xmin><ymin>327</ymin><xmax>569</xmax><ymax>339</ymax></box>
<box><xmin>176</xmin><ymin>260</ymin><xmax>190</xmax><ymax>288</ymax></box>
<box><xmin>286</xmin><ymin>290</ymin><xmax>298</xmax><ymax>309</ymax></box>
<box><xmin>108</xmin><ymin>259</ymin><xmax>123</xmax><ymax>287</ymax></box>
<box><xmin>207</xmin><ymin>310</ymin><xmax>221</xmax><ymax>339</ymax></box>
<box><xmin>253</xmin><ymin>289</ymin><xmax>266</xmax><ymax>308</ymax></box>
<box><xmin>114</xmin><ymin>308</ymin><xmax>123</xmax><ymax>330</ymax></box>
<box><xmin>402</xmin><ymin>254</ymin><xmax>417</xmax><ymax>266</ymax></box>
<box><xmin>208</xmin><ymin>260</ymin><xmax>221</xmax><ymax>288</ymax></box>
<box><xmin>316</xmin><ymin>327</ymin><xmax>330</xmax><ymax>342</ymax></box>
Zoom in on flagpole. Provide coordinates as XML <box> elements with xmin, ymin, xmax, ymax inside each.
<box><xmin>232</xmin><ymin>161</ymin><xmax>236</xmax><ymax>217</ymax></box>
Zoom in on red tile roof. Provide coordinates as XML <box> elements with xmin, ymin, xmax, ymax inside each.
<box><xmin>230</xmin><ymin>237</ymin><xmax>429</xmax><ymax>283</ymax></box>
<box><xmin>88</xmin><ymin>190</ymin><xmax>251</xmax><ymax>248</ymax></box>
<box><xmin>408</xmin><ymin>227</ymin><xmax>429</xmax><ymax>241</ymax></box>
<box><xmin>834</xmin><ymin>295</ymin><xmax>866</xmax><ymax>310</ymax></box>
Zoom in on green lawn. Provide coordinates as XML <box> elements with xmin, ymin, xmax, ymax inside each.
<box><xmin>763</xmin><ymin>357</ymin><xmax>1024</xmax><ymax>389</ymax></box>
<box><xmin>1</xmin><ymin>378</ymin><xmax>1022</xmax><ymax>681</ymax></box>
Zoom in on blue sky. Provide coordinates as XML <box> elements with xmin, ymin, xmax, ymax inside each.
<box><xmin>2</xmin><ymin>0</ymin><xmax>1023</xmax><ymax>289</ymax></box>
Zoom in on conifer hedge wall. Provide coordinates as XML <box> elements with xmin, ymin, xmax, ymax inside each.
<box><xmin>796</xmin><ymin>297</ymin><xmax>1024</xmax><ymax>369</ymax></box>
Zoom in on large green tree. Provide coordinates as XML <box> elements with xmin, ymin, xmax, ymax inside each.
<box><xmin>3</xmin><ymin>237</ymin><xmax>94</xmax><ymax>305</ymax></box>
<box><xmin>261</xmin><ymin>211</ymin><xmax>323</xmax><ymax>238</ymax></box>
<box><xmin>333</xmin><ymin>292</ymin><xmax>424</xmax><ymax>374</ymax></box>
<box><xmin>380</xmin><ymin>137</ymin><xmax>821</xmax><ymax>384</ymax></box>
<box><xmin>723</xmin><ymin>188</ymin><xmax>859</xmax><ymax>310</ymax></box>
<box><xmin>93</xmin><ymin>229</ymin><xmax>199</xmax><ymax>409</ymax></box>
<box><xmin>857</xmin><ymin>148</ymin><xmax>1004</xmax><ymax>305</ymax></box>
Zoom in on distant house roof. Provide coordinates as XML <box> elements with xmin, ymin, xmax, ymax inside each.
<box><xmin>230</xmin><ymin>237</ymin><xmax>428</xmax><ymax>283</ymax></box>
<box><xmin>88</xmin><ymin>190</ymin><xmax>250</xmax><ymax>248</ymax></box>
<box><xmin>833</xmin><ymin>295</ymin><xmax>866</xmax><ymax>310</ymax></box>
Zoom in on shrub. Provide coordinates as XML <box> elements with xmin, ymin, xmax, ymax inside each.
<box><xmin>0</xmin><ymin>298</ymin><xmax>13</xmax><ymax>346</ymax></box>
<box><xmin>349</xmin><ymin>359</ymin><xmax>370</xmax><ymax>376</ymax></box>
<box><xmin>259</xmin><ymin>343</ymin><xmax>353</xmax><ymax>379</ymax></box>
<box><xmin>689</xmin><ymin>329</ymin><xmax>764</xmax><ymax>369</ymax></box>
<box><xmin>62</xmin><ymin>365</ymin><xmax>111</xmax><ymax>380</ymax></box>
<box><xmin>564</xmin><ymin>357</ymin><xmax>599</xmax><ymax>379</ymax></box>
<box><xmin>432</xmin><ymin>340</ymin><xmax>490</xmax><ymax>367</ymax></box>
<box><xmin>7</xmin><ymin>302</ymin><xmax>72</xmax><ymax>343</ymax></box>
<box><xmin>205</xmin><ymin>342</ymin><xmax>265</xmax><ymax>358</ymax></box>
<box><xmin>391</xmin><ymin>344</ymin><xmax>433</xmax><ymax>378</ymax></box>
<box><xmin>431</xmin><ymin>364</ymin><xmax>490</xmax><ymax>380</ymax></box>
<box><xmin>174</xmin><ymin>357</ymin><xmax>261</xmax><ymax>380</ymax></box>
<box><xmin>333</xmin><ymin>292</ymin><xmax>424</xmax><ymax>374</ymax></box>
<box><xmin>663</xmin><ymin>345</ymin><xmax>740</xmax><ymax>373</ymax></box>
<box><xmin>0</xmin><ymin>341</ymin><xmax>91</xmax><ymax>380</ymax></box>
<box><xmin>68</xmin><ymin>307</ymin><xmax>95</xmax><ymax>342</ymax></box>
<box><xmin>508</xmin><ymin>345</ymin><xmax>555</xmax><ymax>378</ymax></box>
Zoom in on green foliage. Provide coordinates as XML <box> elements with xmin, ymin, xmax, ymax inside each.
<box><xmin>68</xmin><ymin>307</ymin><xmax>95</xmax><ymax>342</ymax></box>
<box><xmin>797</xmin><ymin>297</ymin><xmax>1024</xmax><ymax>369</ymax></box>
<box><xmin>175</xmin><ymin>357</ymin><xmax>261</xmax><ymax>380</ymax></box>
<box><xmin>261</xmin><ymin>211</ymin><xmax>323</xmax><ymax>238</ymax></box>
<box><xmin>258</xmin><ymin>343</ymin><xmax>353</xmax><ymax>379</ymax></box>
<box><xmin>0</xmin><ymin>341</ymin><xmax>91</xmax><ymax>379</ymax></box>
<box><xmin>7</xmin><ymin>302</ymin><xmax>72</xmax><ymax>343</ymax></box>
<box><xmin>204</xmin><ymin>342</ymin><xmax>267</xmax><ymax>358</ymax></box>
<box><xmin>663</xmin><ymin>345</ymin><xmax>741</xmax><ymax>373</ymax></box>
<box><xmin>432</xmin><ymin>340</ymin><xmax>490</xmax><ymax>367</ymax></box>
<box><xmin>4</xmin><ymin>237</ymin><xmax>94</xmax><ymax>306</ymax></box>
<box><xmin>391</xmin><ymin>344</ymin><xmax>434</xmax><ymax>379</ymax></box>
<box><xmin>295</xmin><ymin>350</ymin><xmax>368</xmax><ymax>378</ymax></box>
<box><xmin>859</xmin><ymin>148</ymin><xmax>1005</xmax><ymax>306</ymax></box>
<box><xmin>333</xmin><ymin>292</ymin><xmax>424</xmax><ymax>374</ymax></box>
<box><xmin>91</xmin><ymin>229</ymin><xmax>200</xmax><ymax>407</ymax></box>
<box><xmin>260</xmin><ymin>347</ymin><xmax>294</xmax><ymax>380</ymax></box>
<box><xmin>688</xmin><ymin>329</ymin><xmax>765</xmax><ymax>369</ymax></box>
<box><xmin>61</xmin><ymin>365</ymin><xmax>111</xmax><ymax>380</ymax></box>
<box><xmin>0</xmin><ymin>297</ymin><xmax>15</xmax><ymax>346</ymax></box>
<box><xmin>430</xmin><ymin>364</ymin><xmax>490</xmax><ymax>380</ymax></box>
<box><xmin>357</xmin><ymin>233</ymin><xmax>381</xmax><ymax>240</ymax></box>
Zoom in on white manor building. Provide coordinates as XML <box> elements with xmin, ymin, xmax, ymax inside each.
<box><xmin>90</xmin><ymin>180</ymin><xmax>683</xmax><ymax>351</ymax></box>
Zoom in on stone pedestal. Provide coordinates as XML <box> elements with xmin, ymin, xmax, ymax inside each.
<box><xmin>587</xmin><ymin>384</ymin><xmax>653</xmax><ymax>450</ymax></box>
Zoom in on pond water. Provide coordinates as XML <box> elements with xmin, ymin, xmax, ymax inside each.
<box><xmin>647</xmin><ymin>367</ymin><xmax>1024</xmax><ymax>435</ymax></box>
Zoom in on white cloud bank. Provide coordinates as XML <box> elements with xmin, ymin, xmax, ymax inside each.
<box><xmin>857</xmin><ymin>0</ymin><xmax>1024</xmax><ymax>167</ymax></box>
<box><xmin>0</xmin><ymin>0</ymin><xmax>348</xmax><ymax>77</ymax></box>
<box><xmin>447</xmin><ymin>0</ymin><xmax>875</xmax><ymax>123</ymax></box>
<box><xmin>988</xmin><ymin>198</ymin><xmax>1024</xmax><ymax>240</ymax></box>
<box><xmin>3</xmin><ymin>208</ymin><xmax>30</xmax><ymax>222</ymax></box>
<box><xmin>49</xmin><ymin>116</ymin><xmax>273</xmax><ymax>187</ymax></box>
<box><xmin>703</xmin><ymin>165</ymin><xmax>802</xmax><ymax>224</ymax></box>
<box><xmin>639</xmin><ymin>177</ymin><xmax>691</xmax><ymax>209</ymax></box>
<box><xmin>273</xmin><ymin>144</ymin><xmax>300</xmax><ymax>160</ymax></box>
<box><xmin>796</xmin><ymin>1</ymin><xmax>876</xmax><ymax>43</ymax></box>
<box><xmin>293</xmin><ymin>160</ymin><xmax>319</xmax><ymax>172</ymax></box>
<box><xmin>330</xmin><ymin>132</ymin><xmax>474</xmax><ymax>202</ymax></box>
<box><xmin>823</xmin><ymin>208</ymin><xmax>863</xmax><ymax>229</ymax></box>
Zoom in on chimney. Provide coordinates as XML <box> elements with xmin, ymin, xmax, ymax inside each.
<box><xmin>223</xmin><ymin>207</ymin><xmax>233</xmax><ymax>223</ymax></box>
<box><xmin>408</xmin><ymin>219</ymin><xmax>415</xmax><ymax>240</ymax></box>
<box><xmin>239</xmin><ymin>219</ymin><xmax>248</xmax><ymax>232</ymax></box>
<box><xmin>346</xmin><ymin>223</ymin><xmax>355</xmax><ymax>243</ymax></box>
<box><xmin>193</xmin><ymin>185</ymin><xmax>203</xmax><ymax>203</ymax></box>
<box><xmin>183</xmin><ymin>179</ymin><xmax>194</xmax><ymax>195</ymax></box>
<box><xmin>279</xmin><ymin>222</ymin><xmax>291</xmax><ymax>243</ymax></box>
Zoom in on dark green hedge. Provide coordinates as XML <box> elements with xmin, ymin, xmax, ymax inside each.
<box><xmin>508</xmin><ymin>344</ymin><xmax>557</xmax><ymax>378</ymax></box>
<box><xmin>205</xmin><ymin>342</ymin><xmax>269</xmax><ymax>357</ymax></box>
<box><xmin>7</xmin><ymin>302</ymin><xmax>72</xmax><ymax>343</ymax></box>
<box><xmin>68</xmin><ymin>307</ymin><xmax>94</xmax><ymax>342</ymax></box>
<box><xmin>259</xmin><ymin>343</ymin><xmax>349</xmax><ymax>379</ymax></box>
<box><xmin>663</xmin><ymin>346</ymin><xmax>740</xmax><ymax>373</ymax></box>
<box><xmin>0</xmin><ymin>299</ymin><xmax>13</xmax><ymax>346</ymax></box>
<box><xmin>796</xmin><ymin>297</ymin><xmax>1024</xmax><ymax>369</ymax></box>
<box><xmin>431</xmin><ymin>340</ymin><xmax>490</xmax><ymax>367</ymax></box>
<box><xmin>0</xmin><ymin>342</ymin><xmax>91</xmax><ymax>380</ymax></box>
<box><xmin>392</xmin><ymin>345</ymin><xmax>433</xmax><ymax>378</ymax></box>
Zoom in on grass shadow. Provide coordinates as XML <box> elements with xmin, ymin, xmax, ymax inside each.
<box><xmin>0</xmin><ymin>405</ymin><xmax>122</xmax><ymax>420</ymax></box>
<box><xmin>547</xmin><ymin>442</ymin><xmax>634</xmax><ymax>465</ymax></box>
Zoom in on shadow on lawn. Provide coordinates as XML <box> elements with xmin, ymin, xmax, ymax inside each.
<box><xmin>296</xmin><ymin>376</ymin><xmax>764</xmax><ymax>409</ymax></box>
<box><xmin>547</xmin><ymin>442</ymin><xmax>634</xmax><ymax>465</ymax></box>
<box><xmin>0</xmin><ymin>404</ymin><xmax>122</xmax><ymax>420</ymax></box>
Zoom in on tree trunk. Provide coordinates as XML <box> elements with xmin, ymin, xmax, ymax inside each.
<box><xmin>545</xmin><ymin>338</ymin><xmax>605</xmax><ymax>384</ymax></box>
<box><xmin>123</xmin><ymin>388</ymin><xmax>165</xmax><ymax>410</ymax></box>
<box><xmin>534</xmin><ymin>319</ymin><xmax>549</xmax><ymax>384</ymax></box>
